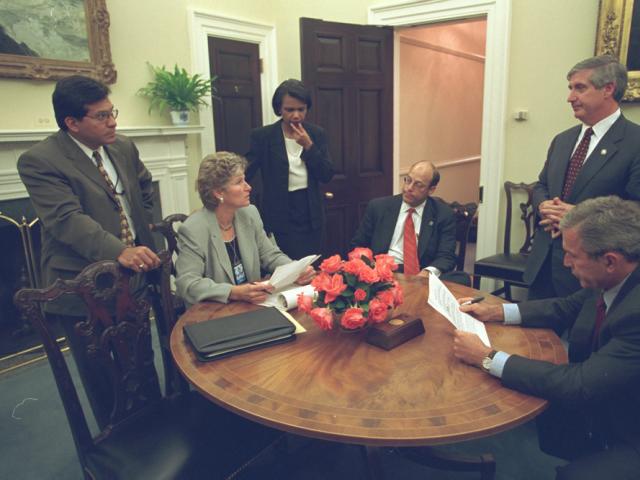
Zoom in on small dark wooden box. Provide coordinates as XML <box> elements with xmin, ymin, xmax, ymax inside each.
<box><xmin>365</xmin><ymin>313</ymin><xmax>425</xmax><ymax>350</ymax></box>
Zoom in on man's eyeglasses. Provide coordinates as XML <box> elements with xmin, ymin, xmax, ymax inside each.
<box><xmin>85</xmin><ymin>108</ymin><xmax>119</xmax><ymax>122</ymax></box>
<box><xmin>403</xmin><ymin>175</ymin><xmax>429</xmax><ymax>191</ymax></box>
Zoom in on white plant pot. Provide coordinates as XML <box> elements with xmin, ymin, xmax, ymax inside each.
<box><xmin>170</xmin><ymin>110</ymin><xmax>190</xmax><ymax>125</ymax></box>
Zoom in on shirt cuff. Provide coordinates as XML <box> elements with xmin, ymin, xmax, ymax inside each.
<box><xmin>502</xmin><ymin>303</ymin><xmax>522</xmax><ymax>325</ymax></box>
<box><xmin>425</xmin><ymin>266</ymin><xmax>441</xmax><ymax>277</ymax></box>
<box><xmin>489</xmin><ymin>351</ymin><xmax>510</xmax><ymax>378</ymax></box>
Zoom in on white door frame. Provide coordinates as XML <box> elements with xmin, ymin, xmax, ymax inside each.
<box><xmin>369</xmin><ymin>0</ymin><xmax>512</xmax><ymax>259</ymax></box>
<box><xmin>188</xmin><ymin>9</ymin><xmax>279</xmax><ymax>158</ymax></box>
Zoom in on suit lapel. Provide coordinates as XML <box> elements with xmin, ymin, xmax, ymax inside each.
<box><xmin>58</xmin><ymin>132</ymin><xmax>117</xmax><ymax>202</ymax></box>
<box><xmin>418</xmin><ymin>198</ymin><xmax>435</xmax><ymax>258</ymax></box>
<box><xmin>381</xmin><ymin>196</ymin><xmax>403</xmax><ymax>249</ymax></box>
<box><xmin>549</xmin><ymin>126</ymin><xmax>581</xmax><ymax>197</ymax></box>
<box><xmin>104</xmin><ymin>143</ymin><xmax>132</xmax><ymax>204</ymax></box>
<box><xmin>568</xmin><ymin>116</ymin><xmax>625</xmax><ymax>202</ymax></box>
<box><xmin>206</xmin><ymin>210</ymin><xmax>234</xmax><ymax>282</ymax></box>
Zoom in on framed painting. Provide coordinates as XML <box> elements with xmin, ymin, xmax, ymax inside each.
<box><xmin>596</xmin><ymin>0</ymin><xmax>640</xmax><ymax>101</ymax></box>
<box><xmin>0</xmin><ymin>0</ymin><xmax>116</xmax><ymax>84</ymax></box>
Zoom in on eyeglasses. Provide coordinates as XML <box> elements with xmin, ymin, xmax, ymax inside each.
<box><xmin>403</xmin><ymin>175</ymin><xmax>429</xmax><ymax>190</ymax></box>
<box><xmin>85</xmin><ymin>108</ymin><xmax>119</xmax><ymax>122</ymax></box>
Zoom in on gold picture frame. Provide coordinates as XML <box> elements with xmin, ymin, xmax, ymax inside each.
<box><xmin>0</xmin><ymin>0</ymin><xmax>116</xmax><ymax>84</ymax></box>
<box><xmin>596</xmin><ymin>0</ymin><xmax>640</xmax><ymax>101</ymax></box>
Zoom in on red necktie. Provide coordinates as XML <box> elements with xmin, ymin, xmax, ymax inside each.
<box><xmin>403</xmin><ymin>208</ymin><xmax>420</xmax><ymax>275</ymax></box>
<box><xmin>591</xmin><ymin>294</ymin><xmax>606</xmax><ymax>349</ymax></box>
<box><xmin>562</xmin><ymin>127</ymin><xmax>593</xmax><ymax>199</ymax></box>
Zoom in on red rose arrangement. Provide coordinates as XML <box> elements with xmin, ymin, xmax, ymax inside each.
<box><xmin>297</xmin><ymin>247</ymin><xmax>403</xmax><ymax>331</ymax></box>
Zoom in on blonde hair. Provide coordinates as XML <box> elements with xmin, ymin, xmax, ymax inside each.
<box><xmin>196</xmin><ymin>151</ymin><xmax>247</xmax><ymax>210</ymax></box>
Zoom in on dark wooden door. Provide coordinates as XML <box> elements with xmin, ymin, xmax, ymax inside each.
<box><xmin>300</xmin><ymin>18</ymin><xmax>393</xmax><ymax>258</ymax></box>
<box><xmin>208</xmin><ymin>37</ymin><xmax>262</xmax><ymax>155</ymax></box>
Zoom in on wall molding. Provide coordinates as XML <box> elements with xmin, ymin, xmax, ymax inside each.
<box><xmin>188</xmin><ymin>9</ymin><xmax>278</xmax><ymax>158</ymax></box>
<box><xmin>369</xmin><ymin>0</ymin><xmax>511</xmax><ymax>259</ymax></box>
<box><xmin>399</xmin><ymin>36</ymin><xmax>485</xmax><ymax>63</ymax></box>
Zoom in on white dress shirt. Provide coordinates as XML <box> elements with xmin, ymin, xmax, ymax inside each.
<box><xmin>572</xmin><ymin>108</ymin><xmax>620</xmax><ymax>163</ymax></box>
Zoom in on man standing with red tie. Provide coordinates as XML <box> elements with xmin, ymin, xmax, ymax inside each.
<box><xmin>524</xmin><ymin>55</ymin><xmax>640</xmax><ymax>299</ymax></box>
<box><xmin>453</xmin><ymin>196</ymin><xmax>640</xmax><ymax>480</ymax></box>
<box><xmin>351</xmin><ymin>161</ymin><xmax>468</xmax><ymax>285</ymax></box>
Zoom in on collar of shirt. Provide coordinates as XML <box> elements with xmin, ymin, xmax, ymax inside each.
<box><xmin>66</xmin><ymin>132</ymin><xmax>106</xmax><ymax>163</ymax></box>
<box><xmin>602</xmin><ymin>270</ymin><xmax>632</xmax><ymax>313</ymax></box>
<box><xmin>580</xmin><ymin>108</ymin><xmax>620</xmax><ymax>143</ymax></box>
<box><xmin>400</xmin><ymin>200</ymin><xmax>426</xmax><ymax>218</ymax></box>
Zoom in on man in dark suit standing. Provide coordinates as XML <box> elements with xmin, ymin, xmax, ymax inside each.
<box><xmin>524</xmin><ymin>55</ymin><xmax>640</xmax><ymax>299</ymax></box>
<box><xmin>17</xmin><ymin>75</ymin><xmax>160</xmax><ymax>426</ymax></box>
<box><xmin>351</xmin><ymin>161</ymin><xmax>466</xmax><ymax>284</ymax></box>
<box><xmin>454</xmin><ymin>196</ymin><xmax>640</xmax><ymax>480</ymax></box>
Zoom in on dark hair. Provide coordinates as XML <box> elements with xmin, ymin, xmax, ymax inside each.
<box><xmin>52</xmin><ymin>75</ymin><xmax>111</xmax><ymax>130</ymax></box>
<box><xmin>271</xmin><ymin>79</ymin><xmax>312</xmax><ymax>116</ymax></box>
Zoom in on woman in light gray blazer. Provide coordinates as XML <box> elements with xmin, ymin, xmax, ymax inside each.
<box><xmin>176</xmin><ymin>152</ymin><xmax>313</xmax><ymax>307</ymax></box>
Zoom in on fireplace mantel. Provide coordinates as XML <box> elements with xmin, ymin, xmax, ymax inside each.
<box><xmin>0</xmin><ymin>126</ymin><xmax>201</xmax><ymax>215</ymax></box>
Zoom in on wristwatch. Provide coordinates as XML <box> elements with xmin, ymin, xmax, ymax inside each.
<box><xmin>481</xmin><ymin>350</ymin><xmax>498</xmax><ymax>372</ymax></box>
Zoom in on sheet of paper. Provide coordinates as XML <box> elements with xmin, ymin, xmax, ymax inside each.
<box><xmin>428</xmin><ymin>273</ymin><xmax>491</xmax><ymax>347</ymax></box>
<box><xmin>268</xmin><ymin>254</ymin><xmax>320</xmax><ymax>290</ymax></box>
<box><xmin>278</xmin><ymin>309</ymin><xmax>307</xmax><ymax>334</ymax></box>
<box><xmin>260</xmin><ymin>284</ymin><xmax>315</xmax><ymax>311</ymax></box>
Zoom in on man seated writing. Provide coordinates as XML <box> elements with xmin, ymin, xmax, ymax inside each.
<box><xmin>453</xmin><ymin>195</ymin><xmax>640</xmax><ymax>480</ymax></box>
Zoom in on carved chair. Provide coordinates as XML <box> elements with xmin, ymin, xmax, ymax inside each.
<box><xmin>14</xmin><ymin>252</ymin><xmax>279</xmax><ymax>480</ymax></box>
<box><xmin>473</xmin><ymin>181</ymin><xmax>536</xmax><ymax>301</ymax></box>
<box><xmin>446</xmin><ymin>200</ymin><xmax>478</xmax><ymax>272</ymax></box>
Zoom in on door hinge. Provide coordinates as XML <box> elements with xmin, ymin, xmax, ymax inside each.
<box><xmin>479</xmin><ymin>186</ymin><xmax>484</xmax><ymax>204</ymax></box>
<box><xmin>259</xmin><ymin>58</ymin><xmax>264</xmax><ymax>74</ymax></box>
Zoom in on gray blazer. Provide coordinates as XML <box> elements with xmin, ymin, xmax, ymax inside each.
<box><xmin>175</xmin><ymin>205</ymin><xmax>291</xmax><ymax>307</ymax></box>
<box><xmin>17</xmin><ymin>130</ymin><xmax>155</xmax><ymax>314</ymax></box>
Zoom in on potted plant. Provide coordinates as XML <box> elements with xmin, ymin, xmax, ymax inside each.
<box><xmin>138</xmin><ymin>63</ymin><xmax>217</xmax><ymax>125</ymax></box>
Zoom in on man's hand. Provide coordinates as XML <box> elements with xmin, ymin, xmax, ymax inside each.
<box><xmin>453</xmin><ymin>330</ymin><xmax>493</xmax><ymax>366</ymax></box>
<box><xmin>295</xmin><ymin>266</ymin><xmax>316</xmax><ymax>285</ymax></box>
<box><xmin>417</xmin><ymin>269</ymin><xmax>430</xmax><ymax>278</ymax></box>
<box><xmin>117</xmin><ymin>246</ymin><xmax>161</xmax><ymax>273</ymax></box>
<box><xmin>458</xmin><ymin>298</ymin><xmax>504</xmax><ymax>322</ymax></box>
<box><xmin>290</xmin><ymin>123</ymin><xmax>313</xmax><ymax>150</ymax></box>
<box><xmin>538</xmin><ymin>197</ymin><xmax>575</xmax><ymax>238</ymax></box>
<box><xmin>229</xmin><ymin>282</ymin><xmax>274</xmax><ymax>304</ymax></box>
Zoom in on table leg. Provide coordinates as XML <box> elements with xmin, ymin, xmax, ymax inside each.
<box><xmin>396</xmin><ymin>447</ymin><xmax>496</xmax><ymax>480</ymax></box>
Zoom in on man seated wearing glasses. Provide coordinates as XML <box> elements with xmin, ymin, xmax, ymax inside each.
<box><xmin>351</xmin><ymin>161</ymin><xmax>469</xmax><ymax>285</ymax></box>
<box><xmin>17</xmin><ymin>75</ymin><xmax>160</xmax><ymax>427</ymax></box>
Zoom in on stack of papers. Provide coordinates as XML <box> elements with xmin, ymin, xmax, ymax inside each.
<box><xmin>268</xmin><ymin>254</ymin><xmax>320</xmax><ymax>290</ymax></box>
<box><xmin>427</xmin><ymin>273</ymin><xmax>491</xmax><ymax>347</ymax></box>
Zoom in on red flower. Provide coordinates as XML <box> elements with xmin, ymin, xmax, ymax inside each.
<box><xmin>297</xmin><ymin>293</ymin><xmax>313</xmax><ymax>313</ymax></box>
<box><xmin>374</xmin><ymin>254</ymin><xmax>397</xmax><ymax>269</ymax></box>
<box><xmin>368</xmin><ymin>298</ymin><xmax>389</xmax><ymax>324</ymax></box>
<box><xmin>391</xmin><ymin>280</ymin><xmax>404</xmax><ymax>307</ymax></box>
<box><xmin>343</xmin><ymin>258</ymin><xmax>366</xmax><ymax>276</ymax></box>
<box><xmin>311</xmin><ymin>272</ymin><xmax>332</xmax><ymax>291</ymax></box>
<box><xmin>375</xmin><ymin>261</ymin><xmax>395</xmax><ymax>282</ymax></box>
<box><xmin>310</xmin><ymin>307</ymin><xmax>333</xmax><ymax>330</ymax></box>
<box><xmin>357</xmin><ymin>265</ymin><xmax>380</xmax><ymax>284</ymax></box>
<box><xmin>340</xmin><ymin>307</ymin><xmax>366</xmax><ymax>329</ymax></box>
<box><xmin>354</xmin><ymin>288</ymin><xmax>367</xmax><ymax>302</ymax></box>
<box><xmin>376</xmin><ymin>289</ymin><xmax>395</xmax><ymax>308</ymax></box>
<box><xmin>319</xmin><ymin>254</ymin><xmax>343</xmax><ymax>274</ymax></box>
<box><xmin>348</xmin><ymin>247</ymin><xmax>373</xmax><ymax>261</ymax></box>
<box><xmin>323</xmin><ymin>273</ymin><xmax>348</xmax><ymax>303</ymax></box>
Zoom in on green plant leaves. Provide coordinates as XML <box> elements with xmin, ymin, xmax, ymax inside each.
<box><xmin>137</xmin><ymin>63</ymin><xmax>218</xmax><ymax>113</ymax></box>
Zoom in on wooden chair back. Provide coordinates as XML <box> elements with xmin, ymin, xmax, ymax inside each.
<box><xmin>446</xmin><ymin>200</ymin><xmax>478</xmax><ymax>272</ymax></box>
<box><xmin>13</xmin><ymin>252</ymin><xmax>173</xmax><ymax>465</ymax></box>
<box><xmin>503</xmin><ymin>181</ymin><xmax>535</xmax><ymax>255</ymax></box>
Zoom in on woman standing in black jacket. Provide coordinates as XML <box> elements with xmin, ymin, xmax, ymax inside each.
<box><xmin>246</xmin><ymin>79</ymin><xmax>334</xmax><ymax>259</ymax></box>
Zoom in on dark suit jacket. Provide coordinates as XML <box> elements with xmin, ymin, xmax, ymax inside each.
<box><xmin>503</xmin><ymin>267</ymin><xmax>640</xmax><ymax>456</ymax></box>
<box><xmin>245</xmin><ymin>120</ymin><xmax>333</xmax><ymax>233</ymax></box>
<box><xmin>524</xmin><ymin>115</ymin><xmax>640</xmax><ymax>287</ymax></box>
<box><xmin>350</xmin><ymin>195</ymin><xmax>457</xmax><ymax>274</ymax></box>
<box><xmin>17</xmin><ymin>130</ymin><xmax>155</xmax><ymax>314</ymax></box>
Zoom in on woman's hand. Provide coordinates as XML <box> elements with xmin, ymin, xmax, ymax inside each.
<box><xmin>229</xmin><ymin>282</ymin><xmax>274</xmax><ymax>304</ymax></box>
<box><xmin>295</xmin><ymin>266</ymin><xmax>316</xmax><ymax>285</ymax></box>
<box><xmin>290</xmin><ymin>123</ymin><xmax>313</xmax><ymax>150</ymax></box>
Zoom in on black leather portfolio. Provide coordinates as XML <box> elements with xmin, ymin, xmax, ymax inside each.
<box><xmin>183</xmin><ymin>306</ymin><xmax>296</xmax><ymax>361</ymax></box>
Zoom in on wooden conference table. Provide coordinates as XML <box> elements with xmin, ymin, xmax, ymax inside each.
<box><xmin>170</xmin><ymin>275</ymin><xmax>567</xmax><ymax>449</ymax></box>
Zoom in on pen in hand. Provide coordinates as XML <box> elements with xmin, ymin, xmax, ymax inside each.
<box><xmin>461</xmin><ymin>296</ymin><xmax>484</xmax><ymax>306</ymax></box>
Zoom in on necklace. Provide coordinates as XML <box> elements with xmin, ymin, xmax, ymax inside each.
<box><xmin>218</xmin><ymin>221</ymin><xmax>233</xmax><ymax>232</ymax></box>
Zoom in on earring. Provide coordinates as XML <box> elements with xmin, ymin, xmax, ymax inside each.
<box><xmin>218</xmin><ymin>197</ymin><xmax>224</xmax><ymax>204</ymax></box>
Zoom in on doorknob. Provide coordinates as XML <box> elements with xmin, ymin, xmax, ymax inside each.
<box><xmin>234</xmin><ymin>85</ymin><xmax>239</xmax><ymax>93</ymax></box>
<box><xmin>324</xmin><ymin>192</ymin><xmax>334</xmax><ymax>199</ymax></box>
